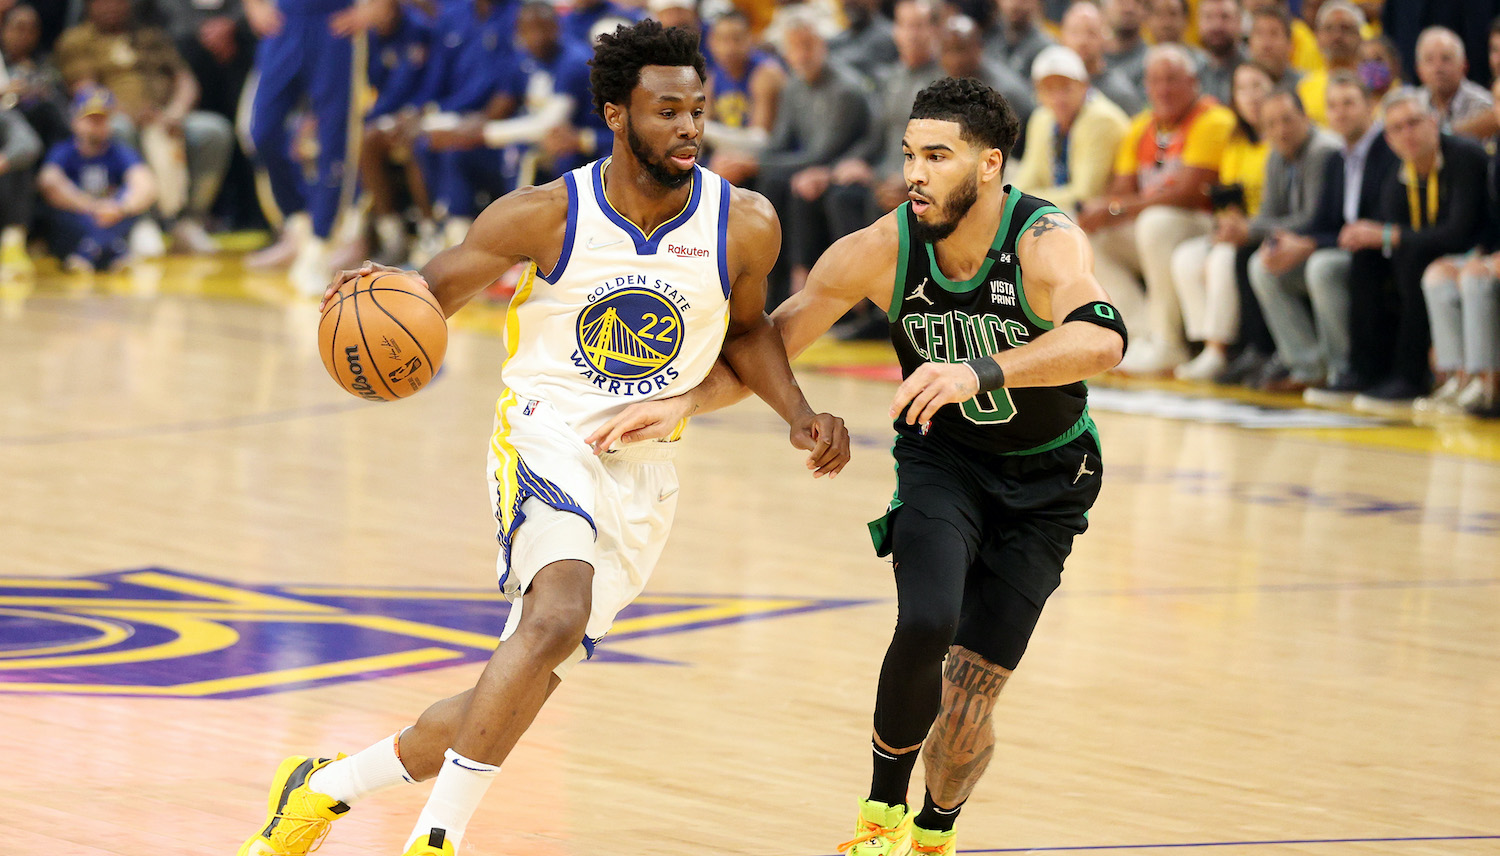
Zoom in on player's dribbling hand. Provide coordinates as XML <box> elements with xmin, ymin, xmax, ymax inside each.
<box><xmin>585</xmin><ymin>394</ymin><xmax>697</xmax><ymax>455</ymax></box>
<box><xmin>890</xmin><ymin>362</ymin><xmax>980</xmax><ymax>429</ymax></box>
<box><xmin>789</xmin><ymin>411</ymin><xmax>851</xmax><ymax>478</ymax></box>
<box><xmin>322</xmin><ymin>260</ymin><xmax>430</xmax><ymax>312</ymax></box>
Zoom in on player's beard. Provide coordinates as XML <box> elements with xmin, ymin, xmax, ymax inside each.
<box><xmin>626</xmin><ymin>117</ymin><xmax>695</xmax><ymax>190</ymax></box>
<box><xmin>909</xmin><ymin>171</ymin><xmax>980</xmax><ymax>244</ymax></box>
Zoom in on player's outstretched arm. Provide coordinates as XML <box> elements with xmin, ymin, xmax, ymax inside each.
<box><xmin>586</xmin><ymin>217</ymin><xmax>894</xmax><ymax>465</ymax></box>
<box><xmin>891</xmin><ymin>212</ymin><xmax>1126</xmax><ymax>426</ymax></box>
<box><xmin>321</xmin><ymin>182</ymin><xmax>566</xmax><ymax>317</ymax></box>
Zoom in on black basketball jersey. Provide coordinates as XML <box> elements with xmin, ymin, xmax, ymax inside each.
<box><xmin>888</xmin><ymin>186</ymin><xmax>1089</xmax><ymax>455</ymax></box>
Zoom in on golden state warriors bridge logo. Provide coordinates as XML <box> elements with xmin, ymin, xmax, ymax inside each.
<box><xmin>0</xmin><ymin>568</ymin><xmax>869</xmax><ymax>699</ymax></box>
<box><xmin>575</xmin><ymin>285</ymin><xmax>684</xmax><ymax>394</ymax></box>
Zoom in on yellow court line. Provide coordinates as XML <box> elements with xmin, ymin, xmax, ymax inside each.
<box><xmin>610</xmin><ymin>599</ymin><xmax>811</xmax><ymax>635</ymax></box>
<box><xmin>0</xmin><ymin>612</ymin><xmax>238</xmax><ymax>671</ymax></box>
<box><xmin>0</xmin><ymin>648</ymin><xmax>463</xmax><ymax>696</ymax></box>
<box><xmin>0</xmin><ymin>579</ymin><xmax>109</xmax><ymax>590</ymax></box>
<box><xmin>120</xmin><ymin>570</ymin><xmax>338</xmax><ymax>613</ymax></box>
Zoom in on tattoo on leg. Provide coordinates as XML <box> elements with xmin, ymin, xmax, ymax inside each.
<box><xmin>1029</xmin><ymin>214</ymin><xmax>1074</xmax><ymax>238</ymax></box>
<box><xmin>923</xmin><ymin>646</ymin><xmax>1011</xmax><ymax>809</ymax></box>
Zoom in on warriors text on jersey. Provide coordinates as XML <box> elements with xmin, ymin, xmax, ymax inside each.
<box><xmin>888</xmin><ymin>186</ymin><xmax>1090</xmax><ymax>454</ymax></box>
<box><xmin>501</xmin><ymin>158</ymin><xmax>735</xmax><ymax>438</ymax></box>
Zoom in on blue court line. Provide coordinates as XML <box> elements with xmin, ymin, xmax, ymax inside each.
<box><xmin>812</xmin><ymin>833</ymin><xmax>1500</xmax><ymax>855</ymax></box>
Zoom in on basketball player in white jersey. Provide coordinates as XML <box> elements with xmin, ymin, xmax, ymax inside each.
<box><xmin>236</xmin><ymin>21</ymin><xmax>849</xmax><ymax>856</ymax></box>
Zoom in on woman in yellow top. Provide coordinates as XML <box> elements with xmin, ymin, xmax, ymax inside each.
<box><xmin>1169</xmin><ymin>61</ymin><xmax>1275</xmax><ymax>381</ymax></box>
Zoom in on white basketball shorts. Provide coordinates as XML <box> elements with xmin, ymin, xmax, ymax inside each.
<box><xmin>487</xmin><ymin>391</ymin><xmax>679</xmax><ymax>677</ymax></box>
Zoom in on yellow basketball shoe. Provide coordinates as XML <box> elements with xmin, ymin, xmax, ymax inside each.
<box><xmin>910</xmin><ymin>824</ymin><xmax>958</xmax><ymax>855</ymax></box>
<box><xmin>838</xmin><ymin>799</ymin><xmax>914</xmax><ymax>855</ymax></box>
<box><xmin>402</xmin><ymin>829</ymin><xmax>457</xmax><ymax>855</ymax></box>
<box><xmin>237</xmin><ymin>755</ymin><xmax>351</xmax><ymax>856</ymax></box>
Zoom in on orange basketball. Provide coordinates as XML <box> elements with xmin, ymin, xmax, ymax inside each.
<box><xmin>318</xmin><ymin>272</ymin><xmax>448</xmax><ymax>401</ymax></box>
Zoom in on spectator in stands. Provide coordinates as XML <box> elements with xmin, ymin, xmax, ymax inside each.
<box><xmin>3</xmin><ymin>5</ymin><xmax>68</xmax><ymax>150</ymax></box>
<box><xmin>55</xmin><ymin>0</ymin><xmax>233</xmax><ymax>255</ymax></box>
<box><xmin>647</xmin><ymin>0</ymin><xmax>699</xmax><ymax>36</ymax></box>
<box><xmin>242</xmin><ymin>0</ymin><xmax>391</xmax><ymax>290</ymax></box>
<box><xmin>985</xmin><ymin>0</ymin><xmax>1053</xmax><ymax>79</ymax></box>
<box><xmin>1356</xmin><ymin>35</ymin><xmax>1400</xmax><ymax>103</ymax></box>
<box><xmin>1451</xmin><ymin>16</ymin><xmax>1500</xmax><ymax>143</ymax></box>
<box><xmin>1247</xmin><ymin>6</ymin><xmax>1302</xmax><ymax>88</ymax></box>
<box><xmin>1102</xmin><ymin>0</ymin><xmax>1148</xmax><ymax>87</ymax></box>
<box><xmin>1340</xmin><ymin>88</ymin><xmax>1490</xmax><ymax>411</ymax></box>
<box><xmin>1414</xmin><ymin>27</ymin><xmax>1493</xmax><ymax>136</ymax></box>
<box><xmin>1169</xmin><ymin>61</ymin><xmax>1274</xmax><ymax>382</ymax></box>
<box><xmin>1297</xmin><ymin>0</ymin><xmax>1363</xmax><ymax>125</ymax></box>
<box><xmin>1258</xmin><ymin>73</ymin><xmax>1398</xmax><ymax>404</ymax></box>
<box><xmin>704</xmin><ymin>9</ymin><xmax>786</xmax><ymax>186</ymax></box>
<box><xmin>753</xmin><ymin>6</ymin><xmax>870</xmax><ymax>307</ymax></box>
<box><xmin>1145</xmin><ymin>0</ymin><xmax>1191</xmax><ymax>48</ymax></box>
<box><xmin>358</xmin><ymin>1</ymin><xmax>435</xmax><ymax>264</ymax></box>
<box><xmin>1080</xmin><ymin>44</ymin><xmax>1237</xmax><ymax>374</ymax></box>
<box><xmin>938</xmin><ymin>14</ymin><xmax>1034</xmax><ymax>127</ymax></box>
<box><xmin>157</xmin><ymin>0</ymin><xmax>253</xmax><ymax>124</ymax></box>
<box><xmin>1246</xmin><ymin>0</ymin><xmax>1323</xmax><ymax>73</ymax></box>
<box><xmin>1060</xmin><ymin>1</ymin><xmax>1143</xmax><ymax>115</ymax></box>
<box><xmin>1419</xmin><ymin>82</ymin><xmax>1500</xmax><ymax>416</ymax></box>
<box><xmin>38</xmin><ymin>87</ymin><xmax>156</xmax><ymax>271</ymax></box>
<box><xmin>0</xmin><ymin>97</ymin><xmax>41</xmax><ymax>276</ymax></box>
<box><xmin>828</xmin><ymin>0</ymin><xmax>898</xmax><ymax>83</ymax></box>
<box><xmin>562</xmin><ymin>0</ymin><xmax>642</xmax><ymax>46</ymax></box>
<box><xmin>1196</xmin><ymin>0</ymin><xmax>1247</xmax><ymax>106</ymax></box>
<box><xmin>1237</xmin><ymin>88</ymin><xmax>1343</xmax><ymax>391</ymax></box>
<box><xmin>823</xmin><ymin>0</ymin><xmax>943</xmax><ymax>255</ymax></box>
<box><xmin>1012</xmin><ymin>45</ymin><xmax>1129</xmax><ymax>214</ymax></box>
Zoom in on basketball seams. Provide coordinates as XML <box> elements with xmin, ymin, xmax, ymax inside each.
<box><xmin>365</xmin><ymin>286</ymin><xmax>439</xmax><ymax>391</ymax></box>
<box><xmin>360</xmin><ymin>287</ymin><xmax>446</xmax><ymax>324</ymax></box>
<box><xmin>351</xmin><ymin>280</ymin><xmax>401</xmax><ymax>400</ymax></box>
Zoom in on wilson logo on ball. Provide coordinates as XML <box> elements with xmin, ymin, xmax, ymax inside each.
<box><xmin>319</xmin><ymin>271</ymin><xmax>448</xmax><ymax>401</ymax></box>
<box><xmin>343</xmin><ymin>346</ymin><xmax>384</xmax><ymax>402</ymax></box>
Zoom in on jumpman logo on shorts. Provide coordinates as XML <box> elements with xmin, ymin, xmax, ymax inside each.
<box><xmin>1074</xmin><ymin>454</ymin><xmax>1095</xmax><ymax>485</ymax></box>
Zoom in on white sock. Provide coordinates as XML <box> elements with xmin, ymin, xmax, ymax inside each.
<box><xmin>307</xmin><ymin>730</ymin><xmax>416</xmax><ymax>805</ymax></box>
<box><xmin>1</xmin><ymin>226</ymin><xmax>25</xmax><ymax>249</ymax></box>
<box><xmin>404</xmin><ymin>749</ymin><xmax>499</xmax><ymax>851</ymax></box>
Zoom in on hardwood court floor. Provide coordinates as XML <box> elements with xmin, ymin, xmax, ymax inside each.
<box><xmin>2</xmin><ymin>258</ymin><xmax>1497</xmax><ymax>856</ymax></box>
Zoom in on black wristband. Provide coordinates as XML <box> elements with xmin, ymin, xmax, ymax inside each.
<box><xmin>965</xmin><ymin>357</ymin><xmax>1005</xmax><ymax>392</ymax></box>
<box><xmin>1063</xmin><ymin>301</ymin><xmax>1129</xmax><ymax>354</ymax></box>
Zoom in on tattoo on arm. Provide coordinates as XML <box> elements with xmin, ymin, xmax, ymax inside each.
<box><xmin>922</xmin><ymin>646</ymin><xmax>1012</xmax><ymax>808</ymax></box>
<box><xmin>1029</xmin><ymin>214</ymin><xmax>1074</xmax><ymax>238</ymax></box>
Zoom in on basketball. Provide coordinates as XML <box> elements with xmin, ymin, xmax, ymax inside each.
<box><xmin>318</xmin><ymin>271</ymin><xmax>448</xmax><ymax>401</ymax></box>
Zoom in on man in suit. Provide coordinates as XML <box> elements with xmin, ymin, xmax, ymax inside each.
<box><xmin>1252</xmin><ymin>73</ymin><xmax>1398</xmax><ymax>404</ymax></box>
<box><xmin>1342</xmin><ymin>86</ymin><xmax>1492</xmax><ymax>411</ymax></box>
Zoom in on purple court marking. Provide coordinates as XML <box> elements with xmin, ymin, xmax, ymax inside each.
<box><xmin>810</xmin><ymin>833</ymin><xmax>1500</xmax><ymax>855</ymax></box>
<box><xmin>0</xmin><ymin>568</ymin><xmax>873</xmax><ymax>699</ymax></box>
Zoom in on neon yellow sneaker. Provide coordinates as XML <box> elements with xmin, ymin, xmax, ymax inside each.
<box><xmin>838</xmin><ymin>799</ymin><xmax>913</xmax><ymax>855</ymax></box>
<box><xmin>910</xmin><ymin>824</ymin><xmax>957</xmax><ymax>855</ymax></box>
<box><xmin>402</xmin><ymin>829</ymin><xmax>457</xmax><ymax>855</ymax></box>
<box><xmin>237</xmin><ymin>755</ymin><xmax>350</xmax><ymax>856</ymax></box>
<box><xmin>0</xmin><ymin>241</ymin><xmax>33</xmax><ymax>277</ymax></box>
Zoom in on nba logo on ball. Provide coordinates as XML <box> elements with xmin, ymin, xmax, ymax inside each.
<box><xmin>319</xmin><ymin>272</ymin><xmax>448</xmax><ymax>401</ymax></box>
<box><xmin>575</xmin><ymin>287</ymin><xmax>683</xmax><ymax>385</ymax></box>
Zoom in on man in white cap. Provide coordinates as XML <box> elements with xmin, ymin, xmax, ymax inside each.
<box><xmin>1012</xmin><ymin>45</ymin><xmax>1130</xmax><ymax>217</ymax></box>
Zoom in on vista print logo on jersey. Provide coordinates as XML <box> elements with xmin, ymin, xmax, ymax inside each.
<box><xmin>574</xmin><ymin>279</ymin><xmax>686</xmax><ymax>394</ymax></box>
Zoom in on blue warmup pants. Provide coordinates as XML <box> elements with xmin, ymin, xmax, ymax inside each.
<box><xmin>416</xmin><ymin>138</ymin><xmax>514</xmax><ymax>219</ymax></box>
<box><xmin>47</xmin><ymin>208</ymin><xmax>138</xmax><ymax>269</ymax></box>
<box><xmin>249</xmin><ymin>11</ymin><xmax>357</xmax><ymax>239</ymax></box>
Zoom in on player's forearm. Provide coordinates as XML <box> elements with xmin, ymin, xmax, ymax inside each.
<box><xmin>721</xmin><ymin>320</ymin><xmax>815</xmax><ymax>426</ymax></box>
<box><xmin>418</xmin><ymin>249</ymin><xmax>499</xmax><ymax>318</ymax></box>
<box><xmin>682</xmin><ymin>359</ymin><xmax>754</xmax><ymax>417</ymax></box>
<box><xmin>989</xmin><ymin>322</ymin><xmax>1123</xmax><ymax>387</ymax></box>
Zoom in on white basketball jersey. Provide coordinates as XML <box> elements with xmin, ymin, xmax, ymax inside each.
<box><xmin>500</xmin><ymin>158</ymin><xmax>735</xmax><ymax>438</ymax></box>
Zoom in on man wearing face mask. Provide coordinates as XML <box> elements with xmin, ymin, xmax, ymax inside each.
<box><xmin>1356</xmin><ymin>36</ymin><xmax>1401</xmax><ymax>102</ymax></box>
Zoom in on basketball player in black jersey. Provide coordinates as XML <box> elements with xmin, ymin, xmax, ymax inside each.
<box><xmin>589</xmin><ymin>77</ymin><xmax>1127</xmax><ymax>854</ymax></box>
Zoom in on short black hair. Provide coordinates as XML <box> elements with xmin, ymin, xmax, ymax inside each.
<box><xmin>909</xmin><ymin>77</ymin><xmax>1020</xmax><ymax>157</ymax></box>
<box><xmin>589</xmin><ymin>20</ymin><xmax>708</xmax><ymax>119</ymax></box>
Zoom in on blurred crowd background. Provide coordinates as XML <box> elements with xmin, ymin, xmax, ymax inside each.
<box><xmin>5</xmin><ymin>0</ymin><xmax>1500</xmax><ymax>417</ymax></box>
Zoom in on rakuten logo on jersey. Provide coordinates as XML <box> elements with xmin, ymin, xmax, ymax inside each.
<box><xmin>668</xmin><ymin>244</ymin><xmax>709</xmax><ymax>258</ymax></box>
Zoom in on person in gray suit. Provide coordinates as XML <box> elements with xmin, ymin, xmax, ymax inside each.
<box><xmin>1247</xmin><ymin>87</ymin><xmax>1348</xmax><ymax>390</ymax></box>
<box><xmin>753</xmin><ymin>7</ymin><xmax>872</xmax><ymax>308</ymax></box>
